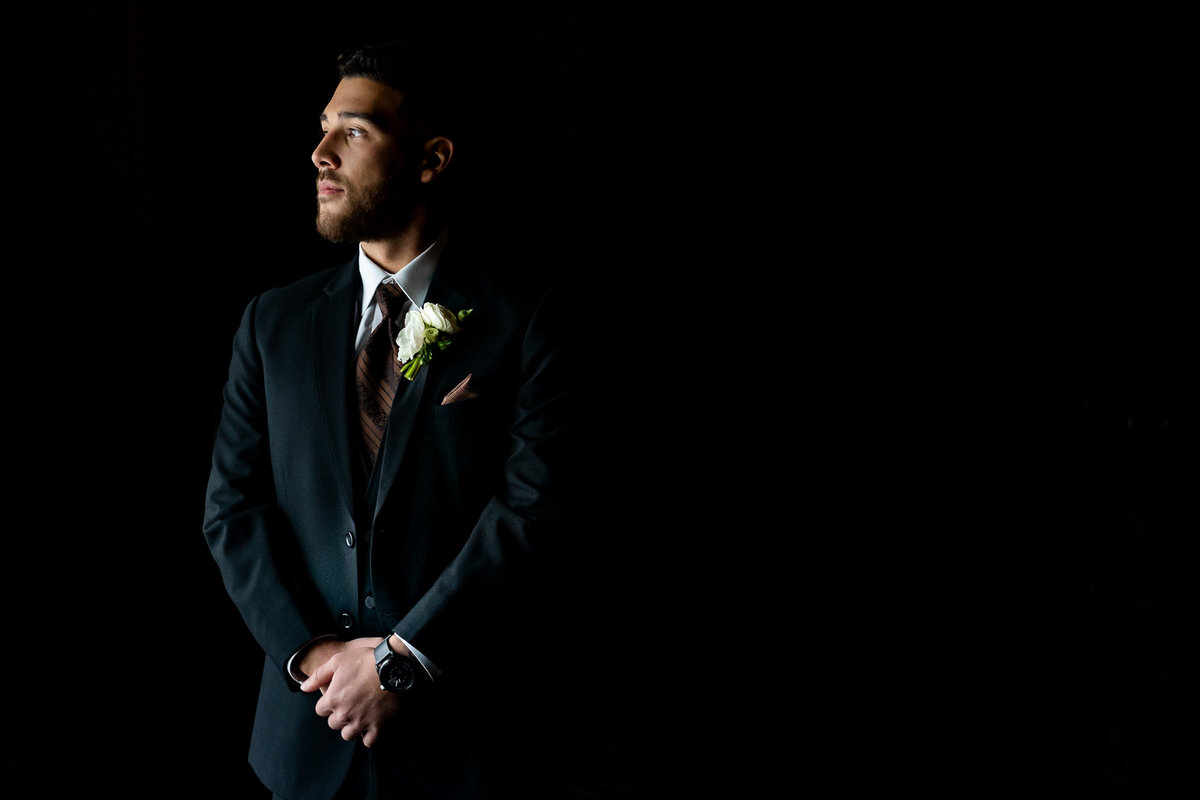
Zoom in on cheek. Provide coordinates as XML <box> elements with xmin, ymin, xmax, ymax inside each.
<box><xmin>342</xmin><ymin>143</ymin><xmax>414</xmax><ymax>197</ymax></box>
<box><xmin>373</xmin><ymin>143</ymin><xmax>418</xmax><ymax>180</ymax></box>
<box><xmin>348</xmin><ymin>155</ymin><xmax>394</xmax><ymax>191</ymax></box>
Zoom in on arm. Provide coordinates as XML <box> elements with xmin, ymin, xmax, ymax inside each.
<box><xmin>202</xmin><ymin>297</ymin><xmax>332</xmax><ymax>683</ymax></box>
<box><xmin>393</xmin><ymin>283</ymin><xmax>582</xmax><ymax>670</ymax></box>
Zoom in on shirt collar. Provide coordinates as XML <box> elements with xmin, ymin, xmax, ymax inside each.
<box><xmin>357</xmin><ymin>228</ymin><xmax>447</xmax><ymax>313</ymax></box>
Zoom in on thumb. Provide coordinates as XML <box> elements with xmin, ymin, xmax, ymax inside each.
<box><xmin>300</xmin><ymin>660</ymin><xmax>334</xmax><ymax>693</ymax></box>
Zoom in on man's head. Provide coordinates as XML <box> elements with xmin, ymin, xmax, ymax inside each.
<box><xmin>312</xmin><ymin>42</ymin><xmax>456</xmax><ymax>244</ymax></box>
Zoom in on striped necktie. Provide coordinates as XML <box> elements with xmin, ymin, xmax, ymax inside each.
<box><xmin>355</xmin><ymin>282</ymin><xmax>408</xmax><ymax>468</ymax></box>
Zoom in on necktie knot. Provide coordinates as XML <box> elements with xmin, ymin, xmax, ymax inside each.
<box><xmin>376</xmin><ymin>282</ymin><xmax>407</xmax><ymax>321</ymax></box>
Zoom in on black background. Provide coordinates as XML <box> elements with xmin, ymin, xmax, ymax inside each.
<box><xmin>10</xmin><ymin>2</ymin><xmax>720</xmax><ymax>796</ymax></box>
<box><xmin>7</xmin><ymin>2</ymin><xmax>1200</xmax><ymax>797</ymax></box>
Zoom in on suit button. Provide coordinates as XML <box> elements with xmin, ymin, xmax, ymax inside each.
<box><xmin>339</xmin><ymin>613</ymin><xmax>354</xmax><ymax>630</ymax></box>
<box><xmin>364</xmin><ymin>595</ymin><xmax>376</xmax><ymax>609</ymax></box>
<box><xmin>345</xmin><ymin>531</ymin><xmax>355</xmax><ymax>548</ymax></box>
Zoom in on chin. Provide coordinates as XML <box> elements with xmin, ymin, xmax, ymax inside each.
<box><xmin>315</xmin><ymin>214</ymin><xmax>353</xmax><ymax>244</ymax></box>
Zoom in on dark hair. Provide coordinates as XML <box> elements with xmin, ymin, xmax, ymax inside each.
<box><xmin>336</xmin><ymin>41</ymin><xmax>461</xmax><ymax>140</ymax></box>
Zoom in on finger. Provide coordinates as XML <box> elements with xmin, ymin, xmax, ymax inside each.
<box><xmin>361</xmin><ymin>728</ymin><xmax>378</xmax><ymax>748</ymax></box>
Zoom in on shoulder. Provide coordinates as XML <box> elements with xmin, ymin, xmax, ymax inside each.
<box><xmin>435</xmin><ymin>241</ymin><xmax>572</xmax><ymax>325</ymax></box>
<box><xmin>243</xmin><ymin>260</ymin><xmax>356</xmax><ymax>324</ymax></box>
<box><xmin>258</xmin><ymin>260</ymin><xmax>353</xmax><ymax>306</ymax></box>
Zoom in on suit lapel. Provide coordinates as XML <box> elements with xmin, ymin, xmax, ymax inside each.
<box><xmin>312</xmin><ymin>259</ymin><xmax>361</xmax><ymax>521</ymax></box>
<box><xmin>369</xmin><ymin>355</ymin><xmax>431</xmax><ymax>521</ymax></box>
<box><xmin>368</xmin><ymin>251</ymin><xmax>474</xmax><ymax>523</ymax></box>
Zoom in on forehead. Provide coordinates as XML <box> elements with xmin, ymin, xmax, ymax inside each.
<box><xmin>321</xmin><ymin>77</ymin><xmax>408</xmax><ymax>128</ymax></box>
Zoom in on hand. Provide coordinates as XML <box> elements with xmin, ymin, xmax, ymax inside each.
<box><xmin>300</xmin><ymin>637</ymin><xmax>402</xmax><ymax>747</ymax></box>
<box><xmin>296</xmin><ymin>638</ymin><xmax>348</xmax><ymax>690</ymax></box>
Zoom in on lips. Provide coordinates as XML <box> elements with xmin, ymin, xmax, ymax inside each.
<box><xmin>318</xmin><ymin>181</ymin><xmax>345</xmax><ymax>198</ymax></box>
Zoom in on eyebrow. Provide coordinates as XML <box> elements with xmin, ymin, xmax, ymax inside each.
<box><xmin>319</xmin><ymin>111</ymin><xmax>385</xmax><ymax>127</ymax></box>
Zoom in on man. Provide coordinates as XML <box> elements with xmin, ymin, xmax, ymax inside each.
<box><xmin>203</xmin><ymin>41</ymin><xmax>582</xmax><ymax>799</ymax></box>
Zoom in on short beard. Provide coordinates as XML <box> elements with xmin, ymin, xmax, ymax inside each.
<box><xmin>315</xmin><ymin>171</ymin><xmax>416</xmax><ymax>244</ymax></box>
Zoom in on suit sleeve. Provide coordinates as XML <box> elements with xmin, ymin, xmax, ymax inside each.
<box><xmin>392</xmin><ymin>283</ymin><xmax>585</xmax><ymax>674</ymax></box>
<box><xmin>203</xmin><ymin>296</ymin><xmax>332</xmax><ymax>686</ymax></box>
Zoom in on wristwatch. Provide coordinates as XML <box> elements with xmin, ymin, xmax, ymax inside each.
<box><xmin>374</xmin><ymin>635</ymin><xmax>421</xmax><ymax>694</ymax></box>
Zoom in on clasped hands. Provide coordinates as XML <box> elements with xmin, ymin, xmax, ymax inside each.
<box><xmin>298</xmin><ymin>636</ymin><xmax>406</xmax><ymax>747</ymax></box>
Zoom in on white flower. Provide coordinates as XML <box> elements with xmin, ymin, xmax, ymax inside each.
<box><xmin>394</xmin><ymin>310</ymin><xmax>427</xmax><ymax>363</ymax></box>
<box><xmin>392</xmin><ymin>301</ymin><xmax>474</xmax><ymax>380</ymax></box>
<box><xmin>419</xmin><ymin>303</ymin><xmax>461</xmax><ymax>334</ymax></box>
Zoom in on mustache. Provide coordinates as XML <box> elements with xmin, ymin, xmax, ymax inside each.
<box><xmin>317</xmin><ymin>170</ymin><xmax>346</xmax><ymax>187</ymax></box>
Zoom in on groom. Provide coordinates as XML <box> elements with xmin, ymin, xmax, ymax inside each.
<box><xmin>203</xmin><ymin>41</ymin><xmax>582</xmax><ymax>799</ymax></box>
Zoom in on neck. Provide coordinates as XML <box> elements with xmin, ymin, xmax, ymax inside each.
<box><xmin>361</xmin><ymin>206</ymin><xmax>441</xmax><ymax>273</ymax></box>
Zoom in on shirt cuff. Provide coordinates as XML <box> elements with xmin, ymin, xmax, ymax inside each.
<box><xmin>394</xmin><ymin>635</ymin><xmax>442</xmax><ymax>682</ymax></box>
<box><xmin>286</xmin><ymin>634</ymin><xmax>338</xmax><ymax>685</ymax></box>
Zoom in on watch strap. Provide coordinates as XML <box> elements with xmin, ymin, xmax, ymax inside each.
<box><xmin>374</xmin><ymin>636</ymin><xmax>393</xmax><ymax>667</ymax></box>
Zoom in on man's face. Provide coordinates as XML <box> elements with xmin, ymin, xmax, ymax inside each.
<box><xmin>312</xmin><ymin>77</ymin><xmax>421</xmax><ymax>243</ymax></box>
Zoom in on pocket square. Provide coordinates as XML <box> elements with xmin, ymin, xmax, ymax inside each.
<box><xmin>441</xmin><ymin>373</ymin><xmax>480</xmax><ymax>405</ymax></box>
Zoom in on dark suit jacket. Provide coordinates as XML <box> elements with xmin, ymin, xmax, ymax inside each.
<box><xmin>202</xmin><ymin>240</ymin><xmax>581</xmax><ymax>799</ymax></box>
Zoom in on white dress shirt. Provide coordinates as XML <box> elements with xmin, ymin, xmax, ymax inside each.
<box><xmin>354</xmin><ymin>234</ymin><xmax>445</xmax><ymax>352</ymax></box>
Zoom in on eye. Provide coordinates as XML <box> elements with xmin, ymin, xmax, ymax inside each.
<box><xmin>347</xmin><ymin>128</ymin><xmax>365</xmax><ymax>139</ymax></box>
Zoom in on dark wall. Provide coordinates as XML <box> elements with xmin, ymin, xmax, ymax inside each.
<box><xmin>11</xmin><ymin>2</ymin><xmax>708</xmax><ymax>795</ymax></box>
<box><xmin>950</xmin><ymin>9</ymin><xmax>1200</xmax><ymax>795</ymax></box>
<box><xmin>10</xmin><ymin>3</ymin><xmax>1200</xmax><ymax>797</ymax></box>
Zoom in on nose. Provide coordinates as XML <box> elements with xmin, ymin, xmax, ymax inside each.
<box><xmin>312</xmin><ymin>132</ymin><xmax>340</xmax><ymax>170</ymax></box>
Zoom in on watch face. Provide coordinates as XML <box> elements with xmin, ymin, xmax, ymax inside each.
<box><xmin>383</xmin><ymin>656</ymin><xmax>417</xmax><ymax>692</ymax></box>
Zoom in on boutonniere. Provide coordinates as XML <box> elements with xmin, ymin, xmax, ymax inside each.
<box><xmin>394</xmin><ymin>302</ymin><xmax>474</xmax><ymax>380</ymax></box>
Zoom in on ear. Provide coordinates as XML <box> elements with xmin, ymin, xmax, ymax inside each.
<box><xmin>419</xmin><ymin>136</ymin><xmax>454</xmax><ymax>184</ymax></box>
